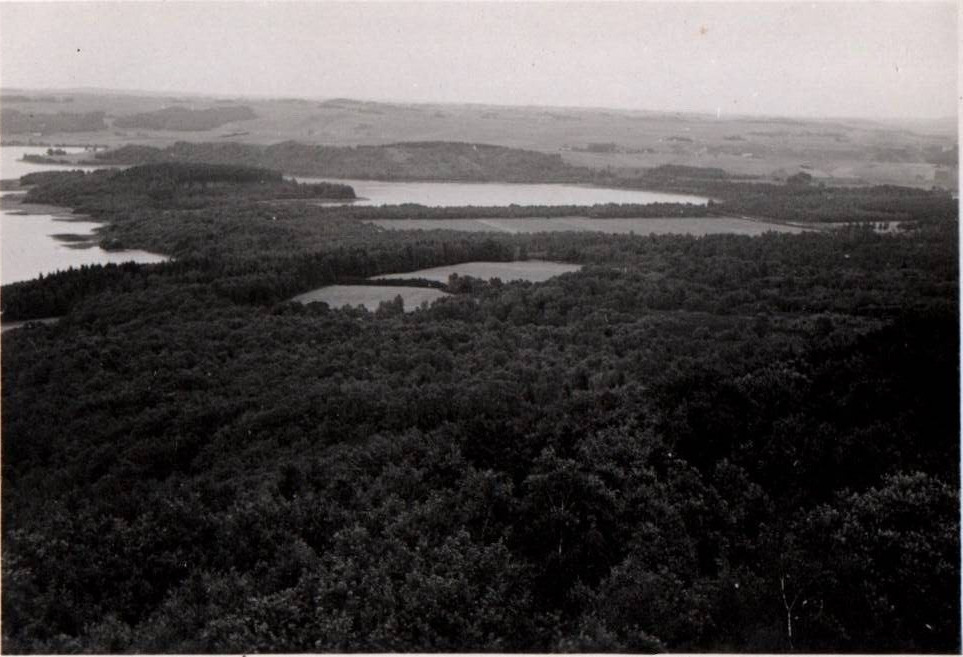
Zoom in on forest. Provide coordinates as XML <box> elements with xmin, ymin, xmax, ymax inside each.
<box><xmin>594</xmin><ymin>165</ymin><xmax>958</xmax><ymax>224</ymax></box>
<box><xmin>19</xmin><ymin>164</ymin><xmax>355</xmax><ymax>213</ymax></box>
<box><xmin>1</xmin><ymin>160</ymin><xmax>959</xmax><ymax>653</ymax></box>
<box><xmin>90</xmin><ymin>140</ymin><xmax>593</xmax><ymax>182</ymax></box>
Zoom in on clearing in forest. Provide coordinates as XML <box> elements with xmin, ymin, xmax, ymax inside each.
<box><xmin>366</xmin><ymin>216</ymin><xmax>807</xmax><ymax>235</ymax></box>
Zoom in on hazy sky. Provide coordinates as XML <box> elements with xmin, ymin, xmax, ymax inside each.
<box><xmin>0</xmin><ymin>1</ymin><xmax>957</xmax><ymax>120</ymax></box>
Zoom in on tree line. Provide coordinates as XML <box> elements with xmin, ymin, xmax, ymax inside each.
<box><xmin>85</xmin><ymin>141</ymin><xmax>958</xmax><ymax>225</ymax></box>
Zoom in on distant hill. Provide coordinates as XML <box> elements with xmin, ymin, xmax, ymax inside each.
<box><xmin>113</xmin><ymin>106</ymin><xmax>256</xmax><ymax>131</ymax></box>
<box><xmin>1</xmin><ymin>109</ymin><xmax>106</xmax><ymax>134</ymax></box>
<box><xmin>1</xmin><ymin>89</ymin><xmax>956</xmax><ymax>188</ymax></box>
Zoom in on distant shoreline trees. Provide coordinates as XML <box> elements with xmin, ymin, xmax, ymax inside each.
<box><xmin>85</xmin><ymin>141</ymin><xmax>958</xmax><ymax>225</ymax></box>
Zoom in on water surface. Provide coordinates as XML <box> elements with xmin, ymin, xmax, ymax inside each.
<box><xmin>1</xmin><ymin>146</ymin><xmax>167</xmax><ymax>285</ymax></box>
<box><xmin>0</xmin><ymin>145</ymin><xmax>102</xmax><ymax>180</ymax></box>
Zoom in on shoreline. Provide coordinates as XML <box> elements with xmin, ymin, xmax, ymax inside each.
<box><xmin>0</xmin><ymin>190</ymin><xmax>98</xmax><ymax>224</ymax></box>
<box><xmin>1</xmin><ymin>189</ymin><xmax>171</xmax><ymax>280</ymax></box>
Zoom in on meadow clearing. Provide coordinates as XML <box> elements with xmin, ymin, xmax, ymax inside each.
<box><xmin>366</xmin><ymin>216</ymin><xmax>808</xmax><ymax>235</ymax></box>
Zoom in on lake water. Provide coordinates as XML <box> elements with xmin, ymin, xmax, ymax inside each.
<box><xmin>294</xmin><ymin>176</ymin><xmax>710</xmax><ymax>207</ymax></box>
<box><xmin>1</xmin><ymin>195</ymin><xmax>168</xmax><ymax>285</ymax></box>
<box><xmin>0</xmin><ymin>145</ymin><xmax>731</xmax><ymax>286</ymax></box>
<box><xmin>0</xmin><ymin>146</ymin><xmax>167</xmax><ymax>285</ymax></box>
<box><xmin>0</xmin><ymin>145</ymin><xmax>103</xmax><ymax>180</ymax></box>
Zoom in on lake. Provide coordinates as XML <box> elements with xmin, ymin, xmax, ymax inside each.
<box><xmin>0</xmin><ymin>146</ymin><xmax>168</xmax><ymax>285</ymax></box>
<box><xmin>0</xmin><ymin>194</ymin><xmax>168</xmax><ymax>285</ymax></box>
<box><xmin>0</xmin><ymin>145</ymin><xmax>751</xmax><ymax>286</ymax></box>
<box><xmin>294</xmin><ymin>176</ymin><xmax>710</xmax><ymax>207</ymax></box>
<box><xmin>0</xmin><ymin>145</ymin><xmax>104</xmax><ymax>180</ymax></box>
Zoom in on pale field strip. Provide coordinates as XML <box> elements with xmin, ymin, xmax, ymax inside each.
<box><xmin>293</xmin><ymin>260</ymin><xmax>584</xmax><ymax>311</ymax></box>
<box><xmin>366</xmin><ymin>217</ymin><xmax>808</xmax><ymax>235</ymax></box>
<box><xmin>291</xmin><ymin>285</ymin><xmax>451</xmax><ymax>312</ymax></box>
<box><xmin>374</xmin><ymin>260</ymin><xmax>582</xmax><ymax>284</ymax></box>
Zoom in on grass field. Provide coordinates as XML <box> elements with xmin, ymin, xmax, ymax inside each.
<box><xmin>375</xmin><ymin>260</ymin><xmax>582</xmax><ymax>283</ymax></box>
<box><xmin>366</xmin><ymin>217</ymin><xmax>809</xmax><ymax>236</ymax></box>
<box><xmin>291</xmin><ymin>285</ymin><xmax>450</xmax><ymax>311</ymax></box>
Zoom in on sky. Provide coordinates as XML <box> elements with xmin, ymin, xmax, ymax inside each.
<box><xmin>0</xmin><ymin>1</ymin><xmax>957</xmax><ymax>120</ymax></box>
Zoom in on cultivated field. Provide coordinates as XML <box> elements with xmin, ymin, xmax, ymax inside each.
<box><xmin>366</xmin><ymin>217</ymin><xmax>809</xmax><ymax>236</ymax></box>
<box><xmin>291</xmin><ymin>284</ymin><xmax>450</xmax><ymax>311</ymax></box>
<box><xmin>375</xmin><ymin>260</ymin><xmax>582</xmax><ymax>283</ymax></box>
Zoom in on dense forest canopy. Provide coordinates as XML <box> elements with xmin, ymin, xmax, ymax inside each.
<box><xmin>1</xmin><ymin>153</ymin><xmax>959</xmax><ymax>653</ymax></box>
<box><xmin>18</xmin><ymin>164</ymin><xmax>355</xmax><ymax>217</ymax></box>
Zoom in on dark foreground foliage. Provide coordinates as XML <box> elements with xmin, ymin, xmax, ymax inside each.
<box><xmin>1</xmin><ymin>165</ymin><xmax>959</xmax><ymax>653</ymax></box>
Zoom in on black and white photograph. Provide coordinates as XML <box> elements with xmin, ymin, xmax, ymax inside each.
<box><xmin>0</xmin><ymin>1</ymin><xmax>959</xmax><ymax>652</ymax></box>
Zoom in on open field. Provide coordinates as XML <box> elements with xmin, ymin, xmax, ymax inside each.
<box><xmin>375</xmin><ymin>260</ymin><xmax>582</xmax><ymax>283</ymax></box>
<box><xmin>298</xmin><ymin>178</ymin><xmax>709</xmax><ymax>206</ymax></box>
<box><xmin>366</xmin><ymin>216</ymin><xmax>809</xmax><ymax>235</ymax></box>
<box><xmin>290</xmin><ymin>262</ymin><xmax>584</xmax><ymax>313</ymax></box>
<box><xmin>2</xmin><ymin>90</ymin><xmax>955</xmax><ymax>189</ymax></box>
<box><xmin>291</xmin><ymin>284</ymin><xmax>450</xmax><ymax>311</ymax></box>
